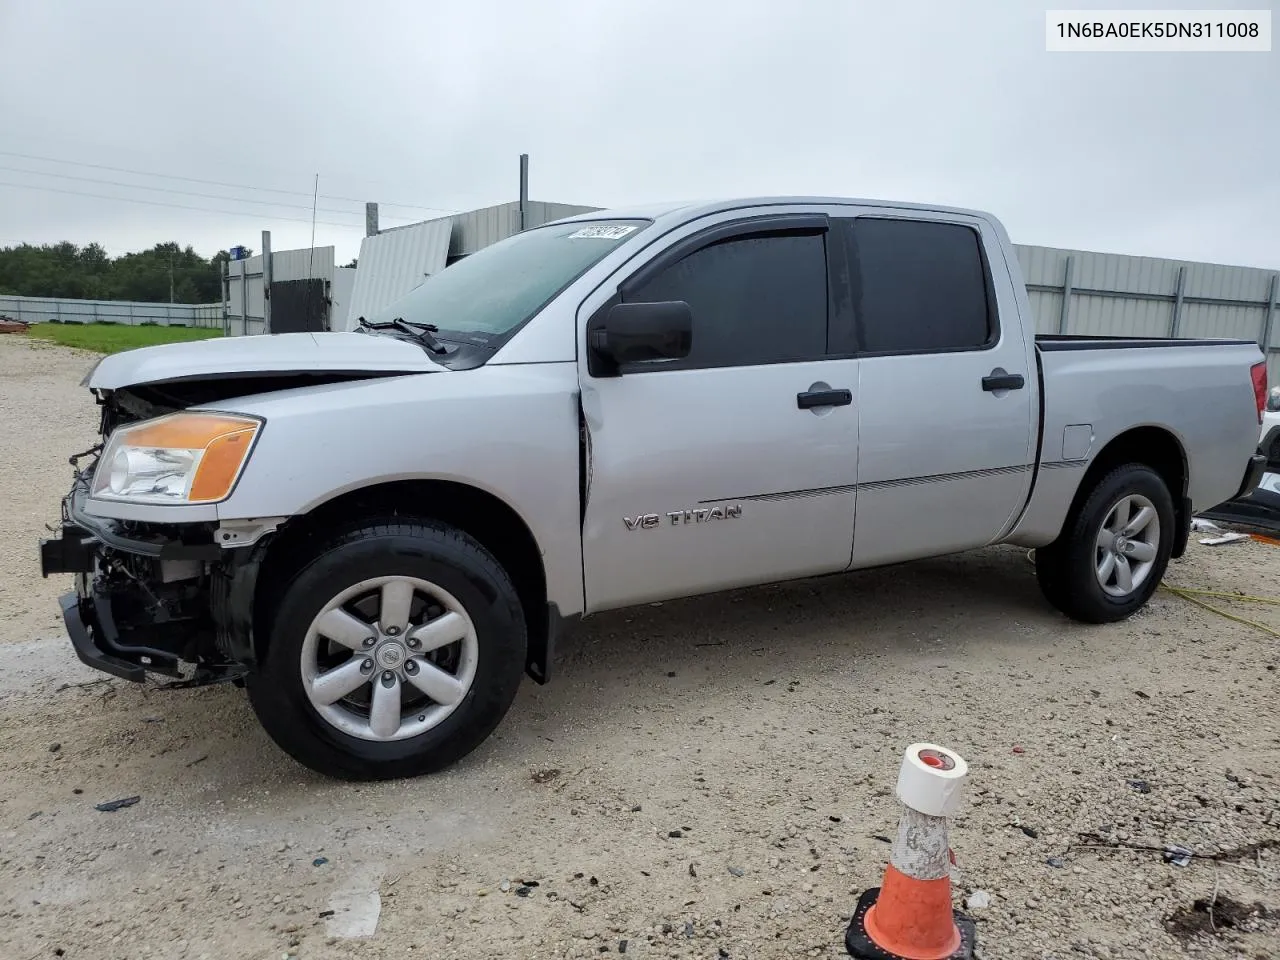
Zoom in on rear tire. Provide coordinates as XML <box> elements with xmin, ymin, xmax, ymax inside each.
<box><xmin>246</xmin><ymin>520</ymin><xmax>526</xmax><ymax>781</ymax></box>
<box><xmin>1035</xmin><ymin>463</ymin><xmax>1175</xmax><ymax>624</ymax></box>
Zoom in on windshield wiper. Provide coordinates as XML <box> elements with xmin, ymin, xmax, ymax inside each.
<box><xmin>356</xmin><ymin>316</ymin><xmax>449</xmax><ymax>355</ymax></box>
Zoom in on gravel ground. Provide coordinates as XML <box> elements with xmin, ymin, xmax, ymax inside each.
<box><xmin>0</xmin><ymin>334</ymin><xmax>1277</xmax><ymax>960</ymax></box>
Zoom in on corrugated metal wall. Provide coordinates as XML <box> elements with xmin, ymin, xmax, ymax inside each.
<box><xmin>1013</xmin><ymin>244</ymin><xmax>1280</xmax><ymax>379</ymax></box>
<box><xmin>331</xmin><ymin>267</ymin><xmax>356</xmax><ymax>328</ymax></box>
<box><xmin>0</xmin><ymin>294</ymin><xmax>221</xmax><ymax>327</ymax></box>
<box><xmin>271</xmin><ymin>246</ymin><xmax>335</xmax><ymax>284</ymax></box>
<box><xmin>344</xmin><ymin>219</ymin><xmax>453</xmax><ymax>329</ymax></box>
<box><xmin>450</xmin><ymin>201</ymin><xmax>599</xmax><ymax>257</ymax></box>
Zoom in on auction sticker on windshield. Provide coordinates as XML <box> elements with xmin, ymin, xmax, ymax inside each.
<box><xmin>567</xmin><ymin>225</ymin><xmax>638</xmax><ymax>240</ymax></box>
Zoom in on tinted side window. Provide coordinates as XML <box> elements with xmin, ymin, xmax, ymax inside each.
<box><xmin>848</xmin><ymin>218</ymin><xmax>993</xmax><ymax>354</ymax></box>
<box><xmin>624</xmin><ymin>231</ymin><xmax>828</xmax><ymax>369</ymax></box>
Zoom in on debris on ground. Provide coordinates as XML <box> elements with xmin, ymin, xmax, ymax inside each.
<box><xmin>1199</xmin><ymin>532</ymin><xmax>1251</xmax><ymax>546</ymax></box>
<box><xmin>1164</xmin><ymin>845</ymin><xmax>1195</xmax><ymax>867</ymax></box>
<box><xmin>530</xmin><ymin>768</ymin><xmax>561</xmax><ymax>784</ymax></box>
<box><xmin>1165</xmin><ymin>894</ymin><xmax>1273</xmax><ymax>941</ymax></box>
<box><xmin>94</xmin><ymin>795</ymin><xmax>140</xmax><ymax>813</ymax></box>
<box><xmin>965</xmin><ymin>890</ymin><xmax>992</xmax><ymax>910</ymax></box>
<box><xmin>325</xmin><ymin>885</ymin><xmax>381</xmax><ymax>939</ymax></box>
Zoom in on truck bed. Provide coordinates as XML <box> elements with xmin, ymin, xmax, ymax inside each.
<box><xmin>1008</xmin><ymin>334</ymin><xmax>1264</xmax><ymax>546</ymax></box>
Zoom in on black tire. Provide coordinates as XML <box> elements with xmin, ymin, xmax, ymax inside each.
<box><xmin>246</xmin><ymin>520</ymin><xmax>526</xmax><ymax>781</ymax></box>
<box><xmin>1035</xmin><ymin>463</ymin><xmax>1175</xmax><ymax>624</ymax></box>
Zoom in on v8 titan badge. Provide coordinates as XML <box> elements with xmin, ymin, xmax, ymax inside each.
<box><xmin>623</xmin><ymin>504</ymin><xmax>742</xmax><ymax>530</ymax></box>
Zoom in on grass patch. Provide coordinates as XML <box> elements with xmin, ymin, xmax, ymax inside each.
<box><xmin>27</xmin><ymin>322</ymin><xmax>224</xmax><ymax>354</ymax></box>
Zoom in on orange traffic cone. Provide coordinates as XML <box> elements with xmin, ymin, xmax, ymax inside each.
<box><xmin>845</xmin><ymin>743</ymin><xmax>976</xmax><ymax>960</ymax></box>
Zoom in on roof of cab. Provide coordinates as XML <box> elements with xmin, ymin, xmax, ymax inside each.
<box><xmin>548</xmin><ymin>195</ymin><xmax>994</xmax><ymax>226</ymax></box>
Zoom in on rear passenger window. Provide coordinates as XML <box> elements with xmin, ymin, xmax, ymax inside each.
<box><xmin>623</xmin><ymin>231</ymin><xmax>828</xmax><ymax>369</ymax></box>
<box><xmin>847</xmin><ymin>218</ymin><xmax>993</xmax><ymax>354</ymax></box>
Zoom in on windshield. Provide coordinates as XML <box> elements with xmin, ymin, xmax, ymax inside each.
<box><xmin>367</xmin><ymin>219</ymin><xmax>651</xmax><ymax>343</ymax></box>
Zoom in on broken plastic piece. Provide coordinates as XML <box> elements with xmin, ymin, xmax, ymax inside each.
<box><xmin>1163</xmin><ymin>845</ymin><xmax>1194</xmax><ymax>867</ymax></box>
<box><xmin>94</xmin><ymin>795</ymin><xmax>141</xmax><ymax>813</ymax></box>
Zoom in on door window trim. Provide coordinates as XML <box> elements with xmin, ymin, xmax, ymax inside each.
<box><xmin>587</xmin><ymin>213</ymin><xmax>853</xmax><ymax>375</ymax></box>
<box><xmin>828</xmin><ymin>214</ymin><xmax>1002</xmax><ymax>359</ymax></box>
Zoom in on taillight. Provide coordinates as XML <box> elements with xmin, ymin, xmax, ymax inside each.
<box><xmin>1251</xmin><ymin>361</ymin><xmax>1268</xmax><ymax>424</ymax></box>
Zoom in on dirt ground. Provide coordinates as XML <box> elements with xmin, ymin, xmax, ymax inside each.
<box><xmin>1</xmin><ymin>334</ymin><xmax>1277</xmax><ymax>960</ymax></box>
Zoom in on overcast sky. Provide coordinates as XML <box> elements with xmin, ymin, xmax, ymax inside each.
<box><xmin>0</xmin><ymin>1</ymin><xmax>1276</xmax><ymax>267</ymax></box>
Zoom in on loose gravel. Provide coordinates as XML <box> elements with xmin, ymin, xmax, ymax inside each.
<box><xmin>0</xmin><ymin>335</ymin><xmax>1277</xmax><ymax>960</ymax></box>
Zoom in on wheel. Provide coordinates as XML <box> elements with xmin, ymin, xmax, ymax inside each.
<box><xmin>246</xmin><ymin>520</ymin><xmax>527</xmax><ymax>780</ymax></box>
<box><xmin>1035</xmin><ymin>463</ymin><xmax>1174</xmax><ymax>624</ymax></box>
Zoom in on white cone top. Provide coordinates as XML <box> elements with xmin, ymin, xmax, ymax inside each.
<box><xmin>895</xmin><ymin>742</ymin><xmax>969</xmax><ymax>818</ymax></box>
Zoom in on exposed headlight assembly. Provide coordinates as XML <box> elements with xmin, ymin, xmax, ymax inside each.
<box><xmin>91</xmin><ymin>412</ymin><xmax>263</xmax><ymax>505</ymax></box>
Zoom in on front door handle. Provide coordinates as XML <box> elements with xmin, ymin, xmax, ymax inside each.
<box><xmin>797</xmin><ymin>388</ymin><xmax>853</xmax><ymax>409</ymax></box>
<box><xmin>982</xmin><ymin>372</ymin><xmax>1025</xmax><ymax>392</ymax></box>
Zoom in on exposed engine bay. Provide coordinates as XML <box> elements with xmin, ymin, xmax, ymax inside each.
<box><xmin>44</xmin><ymin>370</ymin><xmax>403</xmax><ymax>688</ymax></box>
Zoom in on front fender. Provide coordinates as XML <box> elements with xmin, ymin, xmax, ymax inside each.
<box><xmin>212</xmin><ymin>364</ymin><xmax>585</xmax><ymax>615</ymax></box>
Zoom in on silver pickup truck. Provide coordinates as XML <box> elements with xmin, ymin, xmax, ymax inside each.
<box><xmin>39</xmin><ymin>196</ymin><xmax>1268</xmax><ymax>780</ymax></box>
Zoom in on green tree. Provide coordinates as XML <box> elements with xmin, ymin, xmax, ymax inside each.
<box><xmin>0</xmin><ymin>241</ymin><xmax>246</xmax><ymax>304</ymax></box>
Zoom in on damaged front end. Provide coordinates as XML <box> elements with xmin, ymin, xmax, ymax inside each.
<box><xmin>41</xmin><ymin>334</ymin><xmax>441</xmax><ymax>689</ymax></box>
<box><xmin>40</xmin><ymin>431</ymin><xmax>265</xmax><ymax>689</ymax></box>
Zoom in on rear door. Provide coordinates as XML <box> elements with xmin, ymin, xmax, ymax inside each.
<box><xmin>839</xmin><ymin>212</ymin><xmax>1037</xmax><ymax>568</ymax></box>
<box><xmin>578</xmin><ymin>209</ymin><xmax>861</xmax><ymax>612</ymax></box>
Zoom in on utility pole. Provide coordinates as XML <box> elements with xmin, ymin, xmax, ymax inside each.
<box><xmin>365</xmin><ymin>202</ymin><xmax>379</xmax><ymax>237</ymax></box>
<box><xmin>169</xmin><ymin>248</ymin><xmax>175</xmax><ymax>305</ymax></box>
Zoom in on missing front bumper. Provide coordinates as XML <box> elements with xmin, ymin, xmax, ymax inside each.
<box><xmin>39</xmin><ymin>509</ymin><xmax>250</xmax><ymax>688</ymax></box>
<box><xmin>59</xmin><ymin>592</ymin><xmax>147</xmax><ymax>683</ymax></box>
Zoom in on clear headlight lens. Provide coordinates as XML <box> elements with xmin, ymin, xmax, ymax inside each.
<box><xmin>92</xmin><ymin>412</ymin><xmax>262</xmax><ymax>505</ymax></box>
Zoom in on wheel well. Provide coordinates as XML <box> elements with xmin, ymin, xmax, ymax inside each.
<box><xmin>254</xmin><ymin>480</ymin><xmax>549</xmax><ymax>679</ymax></box>
<box><xmin>1067</xmin><ymin>426</ymin><xmax>1189</xmax><ymax>554</ymax></box>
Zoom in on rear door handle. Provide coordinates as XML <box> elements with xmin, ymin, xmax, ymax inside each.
<box><xmin>797</xmin><ymin>388</ymin><xmax>853</xmax><ymax>409</ymax></box>
<box><xmin>982</xmin><ymin>373</ymin><xmax>1025</xmax><ymax>392</ymax></box>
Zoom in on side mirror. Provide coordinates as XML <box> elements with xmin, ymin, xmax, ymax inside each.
<box><xmin>587</xmin><ymin>301</ymin><xmax>693</xmax><ymax>372</ymax></box>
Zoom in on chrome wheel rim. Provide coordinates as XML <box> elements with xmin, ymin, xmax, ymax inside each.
<box><xmin>300</xmin><ymin>576</ymin><xmax>479</xmax><ymax>742</ymax></box>
<box><xmin>1094</xmin><ymin>494</ymin><xmax>1161</xmax><ymax>598</ymax></box>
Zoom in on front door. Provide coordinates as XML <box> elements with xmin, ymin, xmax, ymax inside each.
<box><xmin>579</xmin><ymin>211</ymin><xmax>860</xmax><ymax>612</ymax></box>
<box><xmin>842</xmin><ymin>212</ymin><xmax>1037</xmax><ymax>568</ymax></box>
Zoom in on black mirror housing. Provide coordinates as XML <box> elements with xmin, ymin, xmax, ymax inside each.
<box><xmin>588</xmin><ymin>301</ymin><xmax>693</xmax><ymax>373</ymax></box>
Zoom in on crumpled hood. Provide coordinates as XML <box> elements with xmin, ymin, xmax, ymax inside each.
<box><xmin>84</xmin><ymin>331</ymin><xmax>442</xmax><ymax>389</ymax></box>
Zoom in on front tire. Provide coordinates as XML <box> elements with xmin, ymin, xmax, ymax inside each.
<box><xmin>246</xmin><ymin>520</ymin><xmax>526</xmax><ymax>781</ymax></box>
<box><xmin>1035</xmin><ymin>463</ymin><xmax>1175</xmax><ymax>624</ymax></box>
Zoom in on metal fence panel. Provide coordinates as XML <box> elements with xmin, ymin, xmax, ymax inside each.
<box><xmin>271</xmin><ymin>246</ymin><xmax>334</xmax><ymax>283</ymax></box>
<box><xmin>1178</xmin><ymin>303</ymin><xmax>1265</xmax><ymax>341</ymax></box>
<box><xmin>0</xmin><ymin>294</ymin><xmax>220</xmax><ymax>326</ymax></box>
<box><xmin>1071</xmin><ymin>292</ymin><xmax>1174</xmax><ymax>338</ymax></box>
<box><xmin>345</xmin><ymin>218</ymin><xmax>453</xmax><ymax>327</ymax></box>
<box><xmin>1025</xmin><ymin>289</ymin><xmax>1064</xmax><ymax>334</ymax></box>
<box><xmin>1013</xmin><ymin>243</ymin><xmax>1278</xmax><ymax>356</ymax></box>
<box><xmin>1014</xmin><ymin>245</ymin><xmax>1069</xmax><ymax>289</ymax></box>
